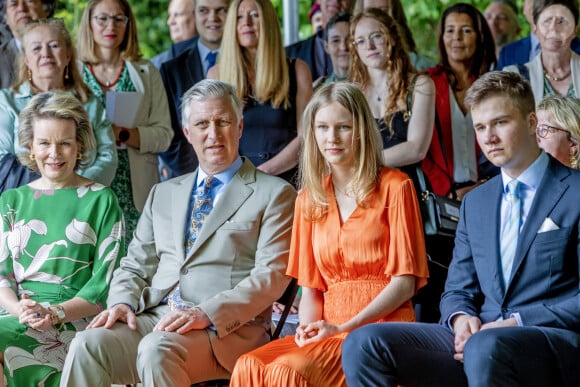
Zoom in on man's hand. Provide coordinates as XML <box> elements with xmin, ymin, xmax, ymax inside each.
<box><xmin>88</xmin><ymin>303</ymin><xmax>137</xmax><ymax>330</ymax></box>
<box><xmin>294</xmin><ymin>320</ymin><xmax>341</xmax><ymax>347</ymax></box>
<box><xmin>153</xmin><ymin>307</ymin><xmax>211</xmax><ymax>334</ymax></box>
<box><xmin>481</xmin><ymin>317</ymin><xmax>518</xmax><ymax>330</ymax></box>
<box><xmin>451</xmin><ymin>314</ymin><xmax>482</xmax><ymax>362</ymax></box>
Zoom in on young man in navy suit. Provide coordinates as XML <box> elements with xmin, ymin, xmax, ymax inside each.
<box><xmin>342</xmin><ymin>71</ymin><xmax>580</xmax><ymax>387</ymax></box>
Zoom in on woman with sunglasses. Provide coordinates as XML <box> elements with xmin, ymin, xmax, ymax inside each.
<box><xmin>0</xmin><ymin>18</ymin><xmax>117</xmax><ymax>194</ymax></box>
<box><xmin>536</xmin><ymin>95</ymin><xmax>580</xmax><ymax>169</ymax></box>
<box><xmin>77</xmin><ymin>0</ymin><xmax>172</xmax><ymax>241</ymax></box>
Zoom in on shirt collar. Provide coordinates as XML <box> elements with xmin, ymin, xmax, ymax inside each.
<box><xmin>501</xmin><ymin>151</ymin><xmax>549</xmax><ymax>193</ymax></box>
<box><xmin>197</xmin><ymin>40</ymin><xmax>216</xmax><ymax>62</ymax></box>
<box><xmin>196</xmin><ymin>156</ymin><xmax>244</xmax><ymax>188</ymax></box>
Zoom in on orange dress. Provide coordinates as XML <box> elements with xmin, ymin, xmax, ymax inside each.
<box><xmin>230</xmin><ymin>168</ymin><xmax>429</xmax><ymax>387</ymax></box>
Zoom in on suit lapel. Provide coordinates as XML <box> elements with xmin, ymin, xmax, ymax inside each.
<box><xmin>505</xmin><ymin>159</ymin><xmax>569</xmax><ymax>295</ymax></box>
<box><xmin>184</xmin><ymin>161</ymin><xmax>256</xmax><ymax>261</ymax></box>
<box><xmin>172</xmin><ymin>172</ymin><xmax>197</xmax><ymax>261</ymax></box>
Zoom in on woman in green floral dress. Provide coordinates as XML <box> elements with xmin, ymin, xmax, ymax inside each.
<box><xmin>77</xmin><ymin>0</ymin><xmax>173</xmax><ymax>241</ymax></box>
<box><xmin>0</xmin><ymin>91</ymin><xmax>125</xmax><ymax>387</ymax></box>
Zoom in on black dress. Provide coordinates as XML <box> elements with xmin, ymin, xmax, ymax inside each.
<box><xmin>240</xmin><ymin>59</ymin><xmax>298</xmax><ymax>184</ymax></box>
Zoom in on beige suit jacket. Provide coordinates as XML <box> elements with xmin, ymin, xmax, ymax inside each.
<box><xmin>107</xmin><ymin>159</ymin><xmax>296</xmax><ymax>370</ymax></box>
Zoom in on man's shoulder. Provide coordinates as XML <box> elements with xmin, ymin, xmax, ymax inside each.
<box><xmin>498</xmin><ymin>36</ymin><xmax>531</xmax><ymax>68</ymax></box>
<box><xmin>285</xmin><ymin>35</ymin><xmax>316</xmax><ymax>55</ymax></box>
<box><xmin>161</xmin><ymin>40</ymin><xmax>201</xmax><ymax>77</ymax></box>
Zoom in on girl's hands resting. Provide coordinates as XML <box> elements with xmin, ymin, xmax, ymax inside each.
<box><xmin>294</xmin><ymin>320</ymin><xmax>342</xmax><ymax>347</ymax></box>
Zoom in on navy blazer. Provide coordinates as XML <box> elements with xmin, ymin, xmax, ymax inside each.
<box><xmin>158</xmin><ymin>36</ymin><xmax>204</xmax><ymax>178</ymax></box>
<box><xmin>285</xmin><ymin>31</ymin><xmax>332</xmax><ymax>81</ymax></box>
<box><xmin>441</xmin><ymin>157</ymin><xmax>580</xmax><ymax>385</ymax></box>
<box><xmin>497</xmin><ymin>35</ymin><xmax>580</xmax><ymax>69</ymax></box>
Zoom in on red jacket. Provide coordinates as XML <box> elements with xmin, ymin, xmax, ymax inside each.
<box><xmin>422</xmin><ymin>65</ymin><xmax>481</xmax><ymax>196</ymax></box>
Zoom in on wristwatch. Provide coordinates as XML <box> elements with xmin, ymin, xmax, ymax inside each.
<box><xmin>49</xmin><ymin>304</ymin><xmax>66</xmax><ymax>325</ymax></box>
<box><xmin>118</xmin><ymin>128</ymin><xmax>130</xmax><ymax>143</ymax></box>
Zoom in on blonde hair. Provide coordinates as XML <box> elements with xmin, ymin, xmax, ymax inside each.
<box><xmin>77</xmin><ymin>0</ymin><xmax>142</xmax><ymax>64</ymax></box>
<box><xmin>537</xmin><ymin>95</ymin><xmax>580</xmax><ymax>168</ymax></box>
<box><xmin>349</xmin><ymin>9</ymin><xmax>415</xmax><ymax>129</ymax></box>
<box><xmin>218</xmin><ymin>0</ymin><xmax>289</xmax><ymax>108</ymax></box>
<box><xmin>14</xmin><ymin>19</ymin><xmax>90</xmax><ymax>102</ymax></box>
<box><xmin>18</xmin><ymin>90</ymin><xmax>97</xmax><ymax>172</ymax></box>
<box><xmin>300</xmin><ymin>82</ymin><xmax>383</xmax><ymax>219</ymax></box>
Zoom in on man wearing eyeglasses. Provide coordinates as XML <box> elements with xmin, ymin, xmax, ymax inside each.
<box><xmin>0</xmin><ymin>0</ymin><xmax>54</xmax><ymax>88</ymax></box>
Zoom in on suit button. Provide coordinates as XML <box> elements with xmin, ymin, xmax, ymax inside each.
<box><xmin>181</xmin><ymin>268</ymin><xmax>188</xmax><ymax>275</ymax></box>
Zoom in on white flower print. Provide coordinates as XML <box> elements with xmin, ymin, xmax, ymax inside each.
<box><xmin>6</xmin><ymin>218</ymin><xmax>47</xmax><ymax>260</ymax></box>
<box><xmin>66</xmin><ymin>219</ymin><xmax>97</xmax><ymax>246</ymax></box>
<box><xmin>76</xmin><ymin>182</ymin><xmax>105</xmax><ymax>198</ymax></box>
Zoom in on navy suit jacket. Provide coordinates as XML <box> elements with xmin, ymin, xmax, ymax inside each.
<box><xmin>285</xmin><ymin>30</ymin><xmax>332</xmax><ymax>81</ymax></box>
<box><xmin>158</xmin><ymin>36</ymin><xmax>203</xmax><ymax>178</ymax></box>
<box><xmin>441</xmin><ymin>156</ymin><xmax>580</xmax><ymax>385</ymax></box>
<box><xmin>497</xmin><ymin>35</ymin><xmax>580</xmax><ymax>69</ymax></box>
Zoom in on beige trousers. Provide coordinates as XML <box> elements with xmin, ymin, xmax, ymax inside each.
<box><xmin>59</xmin><ymin>306</ymin><xmax>230</xmax><ymax>387</ymax></box>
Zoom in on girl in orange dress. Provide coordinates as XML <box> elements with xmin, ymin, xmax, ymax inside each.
<box><xmin>229</xmin><ymin>82</ymin><xmax>429</xmax><ymax>387</ymax></box>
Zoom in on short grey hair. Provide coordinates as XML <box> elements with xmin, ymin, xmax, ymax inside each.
<box><xmin>18</xmin><ymin>91</ymin><xmax>96</xmax><ymax>172</ymax></box>
<box><xmin>180</xmin><ymin>79</ymin><xmax>243</xmax><ymax>129</ymax></box>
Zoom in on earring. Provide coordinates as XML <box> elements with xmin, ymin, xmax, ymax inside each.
<box><xmin>77</xmin><ymin>152</ymin><xmax>83</xmax><ymax>160</ymax></box>
<box><xmin>27</xmin><ymin>68</ymin><xmax>32</xmax><ymax>82</ymax></box>
<box><xmin>570</xmin><ymin>148</ymin><xmax>578</xmax><ymax>169</ymax></box>
<box><xmin>65</xmin><ymin>65</ymin><xmax>69</xmax><ymax>80</ymax></box>
<box><xmin>29</xmin><ymin>153</ymin><xmax>35</xmax><ymax>161</ymax></box>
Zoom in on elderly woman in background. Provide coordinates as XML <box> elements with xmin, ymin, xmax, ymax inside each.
<box><xmin>209</xmin><ymin>0</ymin><xmax>313</xmax><ymax>184</ymax></box>
<box><xmin>77</xmin><ymin>0</ymin><xmax>172</xmax><ymax>240</ymax></box>
<box><xmin>0</xmin><ymin>18</ymin><xmax>117</xmax><ymax>194</ymax></box>
<box><xmin>352</xmin><ymin>0</ymin><xmax>436</xmax><ymax>70</ymax></box>
<box><xmin>423</xmin><ymin>3</ymin><xmax>496</xmax><ymax>199</ymax></box>
<box><xmin>504</xmin><ymin>0</ymin><xmax>579</xmax><ymax>103</ymax></box>
<box><xmin>536</xmin><ymin>95</ymin><xmax>580</xmax><ymax>168</ymax></box>
<box><xmin>0</xmin><ymin>91</ymin><xmax>124</xmax><ymax>387</ymax></box>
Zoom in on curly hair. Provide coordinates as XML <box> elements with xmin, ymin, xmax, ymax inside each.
<box><xmin>349</xmin><ymin>8</ymin><xmax>415</xmax><ymax>130</ymax></box>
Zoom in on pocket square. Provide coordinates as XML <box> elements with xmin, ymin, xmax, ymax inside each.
<box><xmin>538</xmin><ymin>217</ymin><xmax>560</xmax><ymax>233</ymax></box>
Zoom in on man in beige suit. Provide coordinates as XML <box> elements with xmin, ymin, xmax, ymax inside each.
<box><xmin>60</xmin><ymin>79</ymin><xmax>296</xmax><ymax>386</ymax></box>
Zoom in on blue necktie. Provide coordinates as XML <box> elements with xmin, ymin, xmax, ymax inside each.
<box><xmin>167</xmin><ymin>175</ymin><xmax>216</xmax><ymax>310</ymax></box>
<box><xmin>206</xmin><ymin>51</ymin><xmax>218</xmax><ymax>74</ymax></box>
<box><xmin>501</xmin><ymin>180</ymin><xmax>521</xmax><ymax>288</ymax></box>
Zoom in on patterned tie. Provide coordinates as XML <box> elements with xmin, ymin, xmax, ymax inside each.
<box><xmin>167</xmin><ymin>175</ymin><xmax>216</xmax><ymax>310</ymax></box>
<box><xmin>206</xmin><ymin>51</ymin><xmax>218</xmax><ymax>74</ymax></box>
<box><xmin>501</xmin><ymin>180</ymin><xmax>521</xmax><ymax>288</ymax></box>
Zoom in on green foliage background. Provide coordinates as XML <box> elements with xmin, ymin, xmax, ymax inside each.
<box><xmin>54</xmin><ymin>0</ymin><xmax>528</xmax><ymax>61</ymax></box>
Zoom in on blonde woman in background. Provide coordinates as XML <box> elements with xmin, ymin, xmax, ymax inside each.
<box><xmin>208</xmin><ymin>0</ymin><xmax>312</xmax><ymax>184</ymax></box>
<box><xmin>536</xmin><ymin>95</ymin><xmax>580</xmax><ymax>168</ymax></box>
<box><xmin>0</xmin><ymin>19</ymin><xmax>117</xmax><ymax>193</ymax></box>
<box><xmin>77</xmin><ymin>0</ymin><xmax>172</xmax><ymax>241</ymax></box>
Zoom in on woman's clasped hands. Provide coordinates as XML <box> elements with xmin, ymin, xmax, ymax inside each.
<box><xmin>294</xmin><ymin>320</ymin><xmax>342</xmax><ymax>347</ymax></box>
<box><xmin>17</xmin><ymin>295</ymin><xmax>54</xmax><ymax>332</ymax></box>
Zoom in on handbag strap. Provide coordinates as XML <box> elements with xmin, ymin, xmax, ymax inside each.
<box><xmin>434</xmin><ymin>111</ymin><xmax>458</xmax><ymax>199</ymax></box>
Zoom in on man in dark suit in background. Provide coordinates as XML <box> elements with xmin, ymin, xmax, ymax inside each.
<box><xmin>285</xmin><ymin>0</ymin><xmax>352</xmax><ymax>81</ymax></box>
<box><xmin>342</xmin><ymin>71</ymin><xmax>580</xmax><ymax>387</ymax></box>
<box><xmin>158</xmin><ymin>0</ymin><xmax>229</xmax><ymax>179</ymax></box>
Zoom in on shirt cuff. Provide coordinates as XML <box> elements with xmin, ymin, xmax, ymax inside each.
<box><xmin>510</xmin><ymin>312</ymin><xmax>523</xmax><ymax>326</ymax></box>
<box><xmin>447</xmin><ymin>311</ymin><xmax>470</xmax><ymax>330</ymax></box>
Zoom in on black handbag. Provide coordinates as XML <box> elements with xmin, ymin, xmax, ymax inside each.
<box><xmin>416</xmin><ymin>165</ymin><xmax>460</xmax><ymax>238</ymax></box>
<box><xmin>417</xmin><ymin>111</ymin><xmax>461</xmax><ymax>238</ymax></box>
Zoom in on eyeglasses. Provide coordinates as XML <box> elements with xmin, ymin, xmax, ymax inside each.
<box><xmin>92</xmin><ymin>14</ymin><xmax>129</xmax><ymax>27</ymax></box>
<box><xmin>352</xmin><ymin>31</ymin><xmax>385</xmax><ymax>48</ymax></box>
<box><xmin>536</xmin><ymin>124</ymin><xmax>570</xmax><ymax>139</ymax></box>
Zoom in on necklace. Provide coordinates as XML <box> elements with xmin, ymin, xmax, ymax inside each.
<box><xmin>88</xmin><ymin>61</ymin><xmax>125</xmax><ymax>89</ymax></box>
<box><xmin>543</xmin><ymin>68</ymin><xmax>571</xmax><ymax>82</ymax></box>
